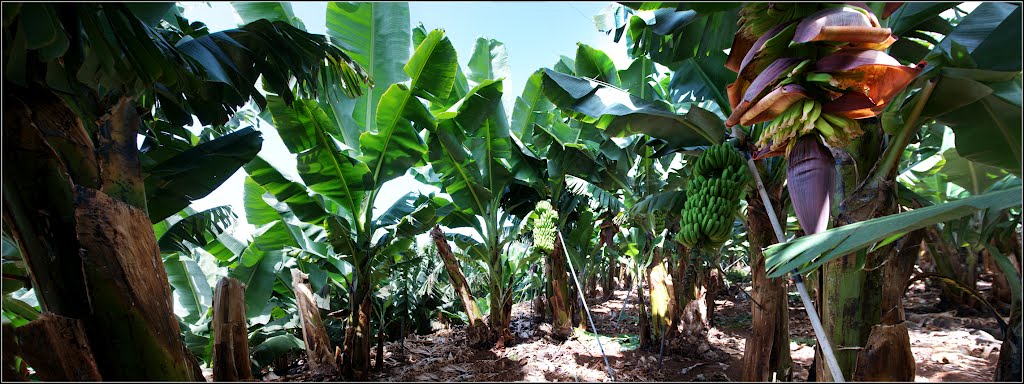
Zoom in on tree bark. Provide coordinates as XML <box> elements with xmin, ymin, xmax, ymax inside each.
<box><xmin>343</xmin><ymin>288</ymin><xmax>372</xmax><ymax>379</ymax></box>
<box><xmin>549</xmin><ymin>234</ymin><xmax>573</xmax><ymax>340</ymax></box>
<box><xmin>75</xmin><ymin>186</ymin><xmax>202</xmax><ymax>381</ymax></box>
<box><xmin>740</xmin><ymin>184</ymin><xmax>792</xmax><ymax>382</ymax></box>
<box><xmin>429</xmin><ymin>225</ymin><xmax>490</xmax><ymax>345</ymax></box>
<box><xmin>211</xmin><ymin>277</ymin><xmax>253</xmax><ymax>381</ymax></box>
<box><xmin>11</xmin><ymin>313</ymin><xmax>103</xmax><ymax>381</ymax></box>
<box><xmin>292</xmin><ymin>269</ymin><xmax>340</xmax><ymax>377</ymax></box>
<box><xmin>4</xmin><ymin>91</ymin><xmax>202</xmax><ymax>381</ymax></box>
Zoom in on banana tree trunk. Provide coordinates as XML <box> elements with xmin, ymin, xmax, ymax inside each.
<box><xmin>817</xmin><ymin>122</ymin><xmax>905</xmax><ymax>381</ymax></box>
<box><xmin>925</xmin><ymin>226</ymin><xmax>982</xmax><ymax>309</ymax></box>
<box><xmin>487</xmin><ymin>270</ymin><xmax>513</xmax><ymax>348</ymax></box>
<box><xmin>3</xmin><ymin>91</ymin><xmax>202</xmax><ymax>381</ymax></box>
<box><xmin>853</xmin><ymin>231</ymin><xmax>923</xmax><ymax>381</ymax></box>
<box><xmin>603</xmin><ymin>250</ymin><xmax>617</xmax><ymax>301</ymax></box>
<box><xmin>429</xmin><ymin>225</ymin><xmax>490</xmax><ymax>345</ymax></box>
<box><xmin>10</xmin><ymin>313</ymin><xmax>103</xmax><ymax>381</ymax></box>
<box><xmin>292</xmin><ymin>269</ymin><xmax>340</xmax><ymax>377</ymax></box>
<box><xmin>549</xmin><ymin>235</ymin><xmax>573</xmax><ymax>340</ymax></box>
<box><xmin>212</xmin><ymin>277</ymin><xmax>253</xmax><ymax>381</ymax></box>
<box><xmin>649</xmin><ymin>248</ymin><xmax>675</xmax><ymax>341</ymax></box>
<box><xmin>637</xmin><ymin>267</ymin><xmax>652</xmax><ymax>349</ymax></box>
<box><xmin>344</xmin><ymin>277</ymin><xmax>372</xmax><ymax>379</ymax></box>
<box><xmin>740</xmin><ymin>186</ymin><xmax>793</xmax><ymax>381</ymax></box>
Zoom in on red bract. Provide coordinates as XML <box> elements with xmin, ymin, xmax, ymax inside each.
<box><xmin>813</xmin><ymin>49</ymin><xmax>925</xmax><ymax>119</ymax></box>
<box><xmin>726</xmin><ymin>57</ymin><xmax>804</xmax><ymax>126</ymax></box>
<box><xmin>793</xmin><ymin>6</ymin><xmax>896</xmax><ymax>50</ymax></box>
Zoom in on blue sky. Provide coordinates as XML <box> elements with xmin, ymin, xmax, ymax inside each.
<box><xmin>181</xmin><ymin>2</ymin><xmax>629</xmax><ymax>239</ymax></box>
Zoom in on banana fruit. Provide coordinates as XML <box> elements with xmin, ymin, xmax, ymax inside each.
<box><xmin>677</xmin><ymin>142</ymin><xmax>751</xmax><ymax>251</ymax></box>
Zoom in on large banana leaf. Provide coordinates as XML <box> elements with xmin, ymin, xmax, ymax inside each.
<box><xmin>940</xmin><ymin>148</ymin><xmax>1009</xmax><ymax>195</ymax></box>
<box><xmin>510</xmin><ymin>69</ymin><xmax>554</xmax><ymax>139</ymax></box>
<box><xmin>230</xmin><ymin>2</ymin><xmax>304</xmax><ymax>29</ymax></box>
<box><xmin>541</xmin><ymin>68</ymin><xmax>724</xmax><ymax>148</ymax></box>
<box><xmin>144</xmin><ymin>127</ymin><xmax>262</xmax><ymax>223</ymax></box>
<box><xmin>467</xmin><ymin>37</ymin><xmax>511</xmax><ymax>85</ymax></box>
<box><xmin>243</xmin><ymin>157</ymin><xmax>330</xmax><ymax>224</ymax></box>
<box><xmin>575</xmin><ymin>43</ymin><xmax>621</xmax><ymax>87</ymax></box>
<box><xmin>157</xmin><ymin>206</ymin><xmax>236</xmax><ymax>254</ymax></box>
<box><xmin>164</xmin><ymin>253</ymin><xmax>213</xmax><ymax>324</ymax></box>
<box><xmin>359</xmin><ymin>29</ymin><xmax>458</xmax><ymax>189</ymax></box>
<box><xmin>765</xmin><ymin>186</ymin><xmax>1023</xmax><ymax>278</ymax></box>
<box><xmin>266</xmin><ymin>96</ymin><xmax>371</xmax><ymax>223</ymax></box>
<box><xmin>933</xmin><ymin>2</ymin><xmax>1021</xmax><ymax>72</ymax></box>
<box><xmin>326</xmin><ymin>2</ymin><xmax>410</xmax><ymax>137</ymax></box>
<box><xmin>230</xmin><ymin>247</ymin><xmax>286</xmax><ymax>320</ymax></box>
<box><xmin>915</xmin><ymin>69</ymin><xmax>1023</xmax><ymax>176</ymax></box>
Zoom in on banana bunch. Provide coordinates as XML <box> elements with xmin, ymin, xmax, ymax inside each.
<box><xmin>531</xmin><ymin>201</ymin><xmax>558</xmax><ymax>254</ymax></box>
<box><xmin>755</xmin><ymin>98</ymin><xmax>863</xmax><ymax>154</ymax></box>
<box><xmin>677</xmin><ymin>143</ymin><xmax>750</xmax><ymax>250</ymax></box>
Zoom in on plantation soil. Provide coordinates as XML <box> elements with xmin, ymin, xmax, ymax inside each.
<box><xmin>261</xmin><ymin>276</ymin><xmax>1004</xmax><ymax>382</ymax></box>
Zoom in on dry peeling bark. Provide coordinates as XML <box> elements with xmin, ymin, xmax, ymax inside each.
<box><xmin>74</xmin><ymin>186</ymin><xmax>202</xmax><ymax>380</ymax></box>
<box><xmin>211</xmin><ymin>277</ymin><xmax>253</xmax><ymax>381</ymax></box>
<box><xmin>11</xmin><ymin>313</ymin><xmax>102</xmax><ymax>381</ymax></box>
<box><xmin>3</xmin><ymin>90</ymin><xmax>202</xmax><ymax>381</ymax></box>
<box><xmin>430</xmin><ymin>225</ymin><xmax>490</xmax><ymax>346</ymax></box>
<box><xmin>291</xmin><ymin>269</ymin><xmax>340</xmax><ymax>377</ymax></box>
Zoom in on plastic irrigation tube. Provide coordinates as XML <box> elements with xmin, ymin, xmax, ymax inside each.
<box><xmin>744</xmin><ymin>155</ymin><xmax>847</xmax><ymax>382</ymax></box>
<box><xmin>557</xmin><ymin>229</ymin><xmax>616</xmax><ymax>382</ymax></box>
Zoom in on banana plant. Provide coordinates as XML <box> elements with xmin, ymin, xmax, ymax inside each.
<box><xmin>247</xmin><ymin>13</ymin><xmax>457</xmax><ymax>373</ymax></box>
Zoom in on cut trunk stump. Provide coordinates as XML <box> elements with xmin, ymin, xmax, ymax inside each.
<box><xmin>12</xmin><ymin>313</ymin><xmax>102</xmax><ymax>381</ymax></box>
<box><xmin>291</xmin><ymin>269</ymin><xmax>340</xmax><ymax>376</ymax></box>
<box><xmin>211</xmin><ymin>277</ymin><xmax>253</xmax><ymax>381</ymax></box>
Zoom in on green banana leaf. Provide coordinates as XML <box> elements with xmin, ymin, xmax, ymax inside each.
<box><xmin>230</xmin><ymin>2</ymin><xmax>305</xmax><ymax>29</ymax></box>
<box><xmin>144</xmin><ymin>127</ymin><xmax>262</xmax><ymax>223</ymax></box>
<box><xmin>359</xmin><ymin>28</ymin><xmax>458</xmax><ymax>190</ymax></box>
<box><xmin>541</xmin><ymin>68</ymin><xmax>724</xmax><ymax>148</ymax></box>
<box><xmin>468</xmin><ymin>37</ymin><xmax>511</xmax><ymax>85</ymax></box>
<box><xmin>575</xmin><ymin>43</ymin><xmax>622</xmax><ymax>87</ymax></box>
<box><xmin>243</xmin><ymin>157</ymin><xmax>330</xmax><ymax>224</ymax></box>
<box><xmin>933</xmin><ymin>2</ymin><xmax>1021</xmax><ymax>72</ymax></box>
<box><xmin>230</xmin><ymin>247</ymin><xmax>286</xmax><ymax>321</ymax></box>
<box><xmin>326</xmin><ymin>2</ymin><xmax>411</xmax><ymax>142</ymax></box>
<box><xmin>940</xmin><ymin>148</ymin><xmax>1010</xmax><ymax>195</ymax></box>
<box><xmin>251</xmin><ymin>332</ymin><xmax>304</xmax><ymax>369</ymax></box>
<box><xmin>157</xmin><ymin>206</ymin><xmax>236</xmax><ymax>254</ymax></box>
<box><xmin>266</xmin><ymin>96</ymin><xmax>370</xmax><ymax>224</ymax></box>
<box><xmin>164</xmin><ymin>253</ymin><xmax>213</xmax><ymax>324</ymax></box>
<box><xmin>765</xmin><ymin>186</ymin><xmax>1023</xmax><ymax>278</ymax></box>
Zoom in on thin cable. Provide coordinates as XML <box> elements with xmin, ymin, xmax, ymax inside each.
<box><xmin>558</xmin><ymin>229</ymin><xmax>616</xmax><ymax>382</ymax></box>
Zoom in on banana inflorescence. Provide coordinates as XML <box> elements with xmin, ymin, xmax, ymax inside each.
<box><xmin>755</xmin><ymin>98</ymin><xmax>863</xmax><ymax>154</ymax></box>
<box><xmin>676</xmin><ymin>143</ymin><xmax>750</xmax><ymax>251</ymax></box>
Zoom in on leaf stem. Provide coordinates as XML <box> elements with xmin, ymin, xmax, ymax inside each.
<box><xmin>872</xmin><ymin>79</ymin><xmax>938</xmax><ymax>183</ymax></box>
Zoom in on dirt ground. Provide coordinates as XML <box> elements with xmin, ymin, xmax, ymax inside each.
<box><xmin>263</xmin><ymin>278</ymin><xmax>1005</xmax><ymax>382</ymax></box>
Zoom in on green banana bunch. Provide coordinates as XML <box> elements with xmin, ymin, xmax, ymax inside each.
<box><xmin>677</xmin><ymin>143</ymin><xmax>750</xmax><ymax>251</ymax></box>
<box><xmin>531</xmin><ymin>200</ymin><xmax>558</xmax><ymax>254</ymax></box>
<box><xmin>756</xmin><ymin>98</ymin><xmax>863</xmax><ymax>154</ymax></box>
